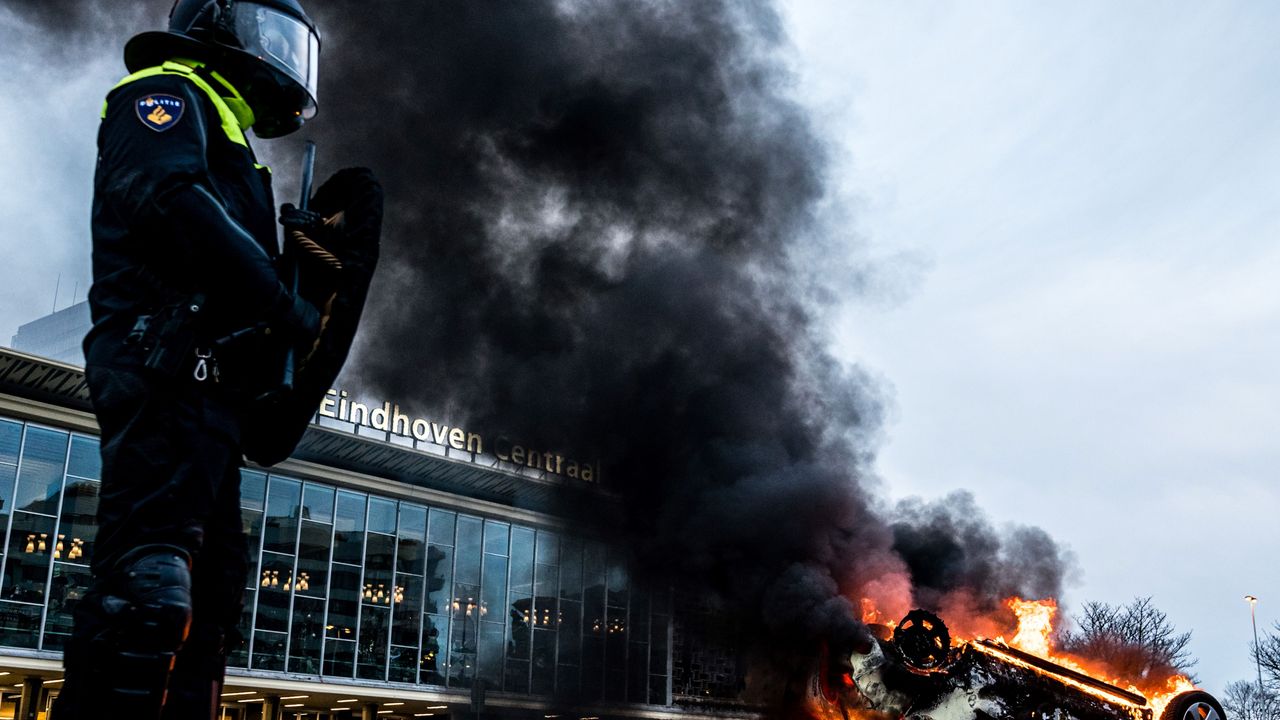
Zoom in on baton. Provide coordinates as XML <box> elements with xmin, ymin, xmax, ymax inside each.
<box><xmin>280</xmin><ymin>140</ymin><xmax>317</xmax><ymax>392</ymax></box>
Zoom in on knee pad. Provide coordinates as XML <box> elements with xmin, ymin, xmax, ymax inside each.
<box><xmin>91</xmin><ymin>545</ymin><xmax>194</xmax><ymax>706</ymax></box>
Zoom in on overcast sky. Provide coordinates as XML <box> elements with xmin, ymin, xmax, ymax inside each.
<box><xmin>0</xmin><ymin>0</ymin><xmax>1275</xmax><ymax>698</ymax></box>
<box><xmin>784</xmin><ymin>0</ymin><xmax>1280</xmax><ymax>694</ymax></box>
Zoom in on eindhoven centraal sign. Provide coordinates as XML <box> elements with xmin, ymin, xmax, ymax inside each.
<box><xmin>317</xmin><ymin>389</ymin><xmax>599</xmax><ymax>483</ymax></box>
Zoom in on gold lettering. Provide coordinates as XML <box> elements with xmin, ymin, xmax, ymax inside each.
<box><xmin>349</xmin><ymin>401</ymin><xmax>369</xmax><ymax>426</ymax></box>
<box><xmin>411</xmin><ymin>419</ymin><xmax>430</xmax><ymax>442</ymax></box>
<box><xmin>511</xmin><ymin>444</ymin><xmax>526</xmax><ymax>464</ymax></box>
<box><xmin>542</xmin><ymin>451</ymin><xmax>554</xmax><ymax>472</ymax></box>
<box><xmin>392</xmin><ymin>404</ymin><xmax>411</xmax><ymax>436</ymax></box>
<box><xmin>555</xmin><ymin>454</ymin><xmax>564</xmax><ymax>474</ymax></box>
<box><xmin>371</xmin><ymin>402</ymin><xmax>391</xmax><ymax>431</ymax></box>
<box><xmin>338</xmin><ymin>390</ymin><xmax>349</xmax><ymax>420</ymax></box>
<box><xmin>448</xmin><ymin>427</ymin><xmax>466</xmax><ymax>450</ymax></box>
<box><xmin>431</xmin><ymin>422</ymin><xmax>449</xmax><ymax>445</ymax></box>
<box><xmin>319</xmin><ymin>390</ymin><xmax>337</xmax><ymax>418</ymax></box>
<box><xmin>467</xmin><ymin>432</ymin><xmax>483</xmax><ymax>454</ymax></box>
<box><xmin>581</xmin><ymin>463</ymin><xmax>594</xmax><ymax>482</ymax></box>
<box><xmin>495</xmin><ymin>437</ymin><xmax>512</xmax><ymax>461</ymax></box>
<box><xmin>566</xmin><ymin>460</ymin><xmax>579</xmax><ymax>479</ymax></box>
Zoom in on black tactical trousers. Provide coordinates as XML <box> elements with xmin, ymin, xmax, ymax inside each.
<box><xmin>55</xmin><ymin>363</ymin><xmax>248</xmax><ymax>720</ymax></box>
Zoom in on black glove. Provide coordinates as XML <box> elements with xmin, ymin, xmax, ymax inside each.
<box><xmin>279</xmin><ymin>203</ymin><xmax>326</xmax><ymax>236</ymax></box>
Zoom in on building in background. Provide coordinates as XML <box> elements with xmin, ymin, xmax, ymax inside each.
<box><xmin>0</xmin><ymin>346</ymin><xmax>753</xmax><ymax>720</ymax></box>
<box><xmin>8</xmin><ymin>302</ymin><xmax>91</xmax><ymax>367</ymax></box>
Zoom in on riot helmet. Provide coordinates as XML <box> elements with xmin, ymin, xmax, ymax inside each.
<box><xmin>125</xmin><ymin>0</ymin><xmax>321</xmax><ymax>138</ymax></box>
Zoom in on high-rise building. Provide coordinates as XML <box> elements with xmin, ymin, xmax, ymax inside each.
<box><xmin>9</xmin><ymin>302</ymin><xmax>91</xmax><ymax>367</ymax></box>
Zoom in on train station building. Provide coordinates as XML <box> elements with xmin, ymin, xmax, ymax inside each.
<box><xmin>0</xmin><ymin>345</ymin><xmax>751</xmax><ymax>720</ymax></box>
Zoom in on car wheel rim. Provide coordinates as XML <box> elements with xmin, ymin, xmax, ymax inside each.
<box><xmin>1183</xmin><ymin>701</ymin><xmax>1220</xmax><ymax>720</ymax></box>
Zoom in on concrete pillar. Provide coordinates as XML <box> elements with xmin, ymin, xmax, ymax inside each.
<box><xmin>263</xmin><ymin>694</ymin><xmax>282</xmax><ymax>720</ymax></box>
<box><xmin>361</xmin><ymin>701</ymin><xmax>379</xmax><ymax>720</ymax></box>
<box><xmin>16</xmin><ymin>676</ymin><xmax>41</xmax><ymax>720</ymax></box>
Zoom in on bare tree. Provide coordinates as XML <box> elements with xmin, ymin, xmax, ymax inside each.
<box><xmin>1252</xmin><ymin>623</ymin><xmax>1280</xmax><ymax>689</ymax></box>
<box><xmin>1224</xmin><ymin>680</ymin><xmax>1280</xmax><ymax>720</ymax></box>
<box><xmin>1060</xmin><ymin>597</ymin><xmax>1197</xmax><ymax>683</ymax></box>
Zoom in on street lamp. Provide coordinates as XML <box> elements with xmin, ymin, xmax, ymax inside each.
<box><xmin>1246</xmin><ymin>595</ymin><xmax>1262</xmax><ymax>691</ymax></box>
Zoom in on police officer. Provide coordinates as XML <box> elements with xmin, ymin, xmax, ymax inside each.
<box><xmin>55</xmin><ymin>1</ymin><xmax>328</xmax><ymax>718</ymax></box>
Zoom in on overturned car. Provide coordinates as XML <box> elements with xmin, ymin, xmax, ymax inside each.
<box><xmin>807</xmin><ymin>610</ymin><xmax>1225</xmax><ymax>720</ymax></box>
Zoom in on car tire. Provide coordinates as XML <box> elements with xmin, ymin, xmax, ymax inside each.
<box><xmin>1160</xmin><ymin>691</ymin><xmax>1226</xmax><ymax>720</ymax></box>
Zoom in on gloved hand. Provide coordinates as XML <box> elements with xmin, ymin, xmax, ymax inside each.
<box><xmin>280</xmin><ymin>203</ymin><xmax>345</xmax><ymax>276</ymax></box>
<box><xmin>279</xmin><ymin>202</ymin><xmax>326</xmax><ymax>237</ymax></box>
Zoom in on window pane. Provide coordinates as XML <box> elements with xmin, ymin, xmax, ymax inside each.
<box><xmin>535</xmin><ymin>530</ymin><xmax>558</xmax><ymax>565</ymax></box>
<box><xmin>427</xmin><ymin>508</ymin><xmax>455</xmax><ymax>546</ymax></box>
<box><xmin>478</xmin><ymin>621</ymin><xmax>504</xmax><ymax>687</ymax></box>
<box><xmin>558</xmin><ymin>599</ymin><xmax>582</xmax><ymax>666</ymax></box>
<box><xmin>367</xmin><ymin>497</ymin><xmax>395</xmax><ymax>535</ymax></box>
<box><xmin>582</xmin><ymin>636</ymin><xmax>604</xmax><ymax>700</ymax></box>
<box><xmin>0</xmin><ymin>420</ymin><xmax>20</xmax><ymax>465</ymax></box>
<box><xmin>230</xmin><ymin>590</ymin><xmax>254</xmax><ymax>667</ymax></box>
<box><xmin>0</xmin><ymin>464</ymin><xmax>16</xmax><ymax>557</ymax></box>
<box><xmin>0</xmin><ymin>601</ymin><xmax>41</xmax><ymax>648</ymax></box>
<box><xmin>262</xmin><ymin>477</ymin><xmax>301</xmax><ymax>554</ymax></box>
<box><xmin>15</xmin><ymin>427</ymin><xmax>66</xmax><ymax>515</ymax></box>
<box><xmin>451</xmin><ymin>582</ymin><xmax>480</xmax><ymax>688</ymax></box>
<box><xmin>255</xmin><ymin>552</ymin><xmax>293</xmax><ymax>632</ymax></box>
<box><xmin>57</xmin><ymin>477</ymin><xmax>97</xmax><ymax>566</ymax></box>
<box><xmin>397</xmin><ymin>504</ymin><xmax>427</xmax><ymax>575</ymax></box>
<box><xmin>531</xmin><ymin>627</ymin><xmax>556</xmax><ymax>695</ymax></box>
<box><xmin>333</xmin><ymin>491</ymin><xmax>366</xmax><ymax>565</ymax></box>
<box><xmin>389</xmin><ymin>644</ymin><xmax>418</xmax><ymax>683</ymax></box>
<box><xmin>483</xmin><ymin>520</ymin><xmax>509</xmax><ymax>555</ymax></box>
<box><xmin>323</xmin><ymin>638</ymin><xmax>355</xmax><ymax>678</ymax></box>
<box><xmin>252</xmin><ymin>630</ymin><xmax>287</xmax><ymax>671</ymax></box>
<box><xmin>455</xmin><ymin>516</ymin><xmax>482</xmax><ymax>585</ymax></box>
<box><xmin>65</xmin><ymin>436</ymin><xmax>100</xmax><ymax>479</ymax></box>
<box><xmin>44</xmin><ymin>563</ymin><xmax>91</xmax><ymax>650</ymax></box>
<box><xmin>560</xmin><ymin>538</ymin><xmax>583</xmax><ymax>601</ymax></box>
<box><xmin>392</xmin><ymin>573</ymin><xmax>423</xmax><ymax>646</ymax></box>
<box><xmin>424</xmin><ymin>543</ymin><xmax>452</xmax><ymax>615</ymax></box>
<box><xmin>628</xmin><ymin>642</ymin><xmax>649</xmax><ymax>703</ymax></box>
<box><xmin>650</xmin><ymin>614</ymin><xmax>669</xmax><ymax>675</ymax></box>
<box><xmin>327</xmin><ymin>564</ymin><xmax>360</xmax><ymax>640</ymax></box>
<box><xmin>239</xmin><ymin>469</ymin><xmax>267</xmax><ymax>511</ymax></box>
<box><xmin>296</xmin><ymin>520</ymin><xmax>331</xmax><ymax>598</ymax></box>
<box><xmin>301</xmin><ymin>484</ymin><xmax>334</xmax><ymax>523</ymax></box>
<box><xmin>357</xmin><ymin>605</ymin><xmax>389</xmax><ymax>680</ymax></box>
<box><xmin>363</xmin><ymin>533</ymin><xmax>394</xmax><ymax>607</ymax></box>
<box><xmin>421</xmin><ymin>614</ymin><xmax>448</xmax><ymax>686</ymax></box>
<box><xmin>241</xmin><ymin>508</ymin><xmax>264</xmax><ymax>589</ymax></box>
<box><xmin>480</xmin><ymin>554</ymin><xmax>507</xmax><ymax>625</ymax></box>
<box><xmin>3</xmin><ymin>511</ymin><xmax>56</xmax><ymax>602</ymax></box>
<box><xmin>289</xmin><ymin>595</ymin><xmax>325</xmax><ymax>675</ymax></box>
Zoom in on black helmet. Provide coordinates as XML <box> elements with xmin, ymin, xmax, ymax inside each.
<box><xmin>125</xmin><ymin>0</ymin><xmax>320</xmax><ymax>138</ymax></box>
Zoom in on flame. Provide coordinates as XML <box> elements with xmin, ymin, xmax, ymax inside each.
<box><xmin>1006</xmin><ymin>597</ymin><xmax>1056</xmax><ymax>657</ymax></box>
<box><xmin>860</xmin><ymin>598</ymin><xmax>896</xmax><ymax>628</ymax></box>
<box><xmin>987</xmin><ymin>598</ymin><xmax>1199</xmax><ymax>717</ymax></box>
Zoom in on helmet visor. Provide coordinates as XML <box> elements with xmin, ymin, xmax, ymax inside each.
<box><xmin>233</xmin><ymin>3</ymin><xmax>320</xmax><ymax>118</ymax></box>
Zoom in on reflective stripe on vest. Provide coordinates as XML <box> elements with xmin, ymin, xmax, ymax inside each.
<box><xmin>101</xmin><ymin>60</ymin><xmax>251</xmax><ymax>147</ymax></box>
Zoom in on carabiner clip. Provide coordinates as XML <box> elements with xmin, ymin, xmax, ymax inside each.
<box><xmin>193</xmin><ymin>348</ymin><xmax>212</xmax><ymax>382</ymax></box>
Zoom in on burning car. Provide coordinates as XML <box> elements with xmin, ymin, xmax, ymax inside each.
<box><xmin>807</xmin><ymin>607</ymin><xmax>1225</xmax><ymax>720</ymax></box>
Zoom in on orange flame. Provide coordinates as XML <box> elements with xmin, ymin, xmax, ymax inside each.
<box><xmin>1006</xmin><ymin>597</ymin><xmax>1056</xmax><ymax>657</ymax></box>
<box><xmin>992</xmin><ymin>598</ymin><xmax>1199</xmax><ymax>718</ymax></box>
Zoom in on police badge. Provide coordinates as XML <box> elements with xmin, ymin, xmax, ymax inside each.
<box><xmin>135</xmin><ymin>94</ymin><xmax>184</xmax><ymax>132</ymax></box>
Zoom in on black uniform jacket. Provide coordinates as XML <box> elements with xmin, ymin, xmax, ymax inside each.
<box><xmin>85</xmin><ymin>70</ymin><xmax>303</xmax><ymax>387</ymax></box>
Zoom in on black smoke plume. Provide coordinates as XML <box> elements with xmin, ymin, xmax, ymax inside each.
<box><xmin>301</xmin><ymin>0</ymin><xmax>1074</xmax><ymax>706</ymax></box>
<box><xmin>5</xmin><ymin>0</ymin><xmax>1075</xmax><ymax>711</ymax></box>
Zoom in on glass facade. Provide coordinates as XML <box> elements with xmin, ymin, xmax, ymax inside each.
<box><xmin>0</xmin><ymin>415</ymin><xmax>673</xmax><ymax>706</ymax></box>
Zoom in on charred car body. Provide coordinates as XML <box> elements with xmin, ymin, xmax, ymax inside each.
<box><xmin>807</xmin><ymin>610</ymin><xmax>1225</xmax><ymax>720</ymax></box>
